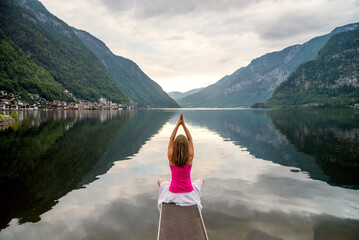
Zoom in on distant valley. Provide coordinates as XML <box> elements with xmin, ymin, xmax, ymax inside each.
<box><xmin>178</xmin><ymin>23</ymin><xmax>359</xmax><ymax>108</ymax></box>
<box><xmin>168</xmin><ymin>88</ymin><xmax>204</xmax><ymax>101</ymax></box>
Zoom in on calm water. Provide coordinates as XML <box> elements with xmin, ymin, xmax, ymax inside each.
<box><xmin>0</xmin><ymin>109</ymin><xmax>359</xmax><ymax>239</ymax></box>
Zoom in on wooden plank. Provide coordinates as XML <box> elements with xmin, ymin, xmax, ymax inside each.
<box><xmin>158</xmin><ymin>203</ymin><xmax>208</xmax><ymax>240</ymax></box>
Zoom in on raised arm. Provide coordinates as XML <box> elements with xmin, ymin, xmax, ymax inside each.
<box><xmin>168</xmin><ymin>115</ymin><xmax>182</xmax><ymax>161</ymax></box>
<box><xmin>182</xmin><ymin>120</ymin><xmax>194</xmax><ymax>161</ymax></box>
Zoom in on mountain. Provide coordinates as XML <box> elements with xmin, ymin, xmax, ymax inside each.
<box><xmin>168</xmin><ymin>87</ymin><xmax>204</xmax><ymax>101</ymax></box>
<box><xmin>178</xmin><ymin>23</ymin><xmax>359</xmax><ymax>107</ymax></box>
<box><xmin>0</xmin><ymin>0</ymin><xmax>128</xmax><ymax>103</ymax></box>
<box><xmin>73</xmin><ymin>29</ymin><xmax>179</xmax><ymax>107</ymax></box>
<box><xmin>0</xmin><ymin>30</ymin><xmax>72</xmax><ymax>101</ymax></box>
<box><xmin>267</xmin><ymin>29</ymin><xmax>359</xmax><ymax>108</ymax></box>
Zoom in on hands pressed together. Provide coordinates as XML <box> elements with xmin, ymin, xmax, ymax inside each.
<box><xmin>177</xmin><ymin>113</ymin><xmax>185</xmax><ymax>126</ymax></box>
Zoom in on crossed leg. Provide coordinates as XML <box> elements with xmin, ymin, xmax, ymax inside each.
<box><xmin>157</xmin><ymin>178</ymin><xmax>166</xmax><ymax>186</ymax></box>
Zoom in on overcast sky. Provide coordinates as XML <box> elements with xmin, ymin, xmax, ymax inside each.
<box><xmin>41</xmin><ymin>0</ymin><xmax>359</xmax><ymax>92</ymax></box>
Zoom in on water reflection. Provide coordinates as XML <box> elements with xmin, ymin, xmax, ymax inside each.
<box><xmin>0</xmin><ymin>110</ymin><xmax>172</xmax><ymax>229</ymax></box>
<box><xmin>175</xmin><ymin>111</ymin><xmax>326</xmax><ymax>181</ymax></box>
<box><xmin>78</xmin><ymin>110</ymin><xmax>173</xmax><ymax>186</ymax></box>
<box><xmin>268</xmin><ymin>109</ymin><xmax>359</xmax><ymax>189</ymax></box>
<box><xmin>202</xmin><ymin>178</ymin><xmax>359</xmax><ymax>240</ymax></box>
<box><xmin>1</xmin><ymin>109</ymin><xmax>358</xmax><ymax>240</ymax></box>
<box><xmin>175</xmin><ymin>109</ymin><xmax>359</xmax><ymax>189</ymax></box>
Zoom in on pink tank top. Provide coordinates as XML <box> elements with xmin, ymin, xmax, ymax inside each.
<box><xmin>169</xmin><ymin>164</ymin><xmax>194</xmax><ymax>193</ymax></box>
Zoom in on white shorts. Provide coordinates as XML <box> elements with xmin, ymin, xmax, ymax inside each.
<box><xmin>158</xmin><ymin>179</ymin><xmax>204</xmax><ymax>212</ymax></box>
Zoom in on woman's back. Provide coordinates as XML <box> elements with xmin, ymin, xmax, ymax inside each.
<box><xmin>169</xmin><ymin>164</ymin><xmax>194</xmax><ymax>193</ymax></box>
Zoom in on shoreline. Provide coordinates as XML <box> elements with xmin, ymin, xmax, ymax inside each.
<box><xmin>0</xmin><ymin>116</ymin><xmax>16</xmax><ymax>126</ymax></box>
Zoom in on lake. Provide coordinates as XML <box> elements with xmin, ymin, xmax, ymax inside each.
<box><xmin>0</xmin><ymin>109</ymin><xmax>359</xmax><ymax>240</ymax></box>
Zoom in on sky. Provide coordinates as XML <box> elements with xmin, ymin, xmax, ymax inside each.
<box><xmin>40</xmin><ymin>0</ymin><xmax>359</xmax><ymax>93</ymax></box>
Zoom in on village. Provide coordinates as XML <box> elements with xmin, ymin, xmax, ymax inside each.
<box><xmin>0</xmin><ymin>90</ymin><xmax>137</xmax><ymax>111</ymax></box>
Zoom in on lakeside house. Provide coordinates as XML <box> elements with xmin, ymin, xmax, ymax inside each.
<box><xmin>0</xmin><ymin>102</ymin><xmax>6</xmax><ymax>110</ymax></box>
<box><xmin>0</xmin><ymin>90</ymin><xmax>135</xmax><ymax>110</ymax></box>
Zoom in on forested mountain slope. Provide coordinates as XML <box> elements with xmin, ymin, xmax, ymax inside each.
<box><xmin>1</xmin><ymin>0</ymin><xmax>128</xmax><ymax>103</ymax></box>
<box><xmin>267</xmin><ymin>29</ymin><xmax>359</xmax><ymax>108</ymax></box>
<box><xmin>0</xmin><ymin>31</ymin><xmax>72</xmax><ymax>101</ymax></box>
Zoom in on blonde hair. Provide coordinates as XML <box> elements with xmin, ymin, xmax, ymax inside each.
<box><xmin>172</xmin><ymin>134</ymin><xmax>189</xmax><ymax>167</ymax></box>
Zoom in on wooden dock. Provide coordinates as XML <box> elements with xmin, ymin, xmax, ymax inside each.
<box><xmin>158</xmin><ymin>203</ymin><xmax>209</xmax><ymax>240</ymax></box>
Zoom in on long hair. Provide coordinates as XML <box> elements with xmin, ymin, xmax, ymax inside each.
<box><xmin>172</xmin><ymin>134</ymin><xmax>189</xmax><ymax>167</ymax></box>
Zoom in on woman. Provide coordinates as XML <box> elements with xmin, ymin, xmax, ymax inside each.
<box><xmin>157</xmin><ymin>114</ymin><xmax>204</xmax><ymax>211</ymax></box>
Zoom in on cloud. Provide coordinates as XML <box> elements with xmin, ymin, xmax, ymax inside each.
<box><xmin>98</xmin><ymin>0</ymin><xmax>260</xmax><ymax>18</ymax></box>
<box><xmin>40</xmin><ymin>0</ymin><xmax>359</xmax><ymax>92</ymax></box>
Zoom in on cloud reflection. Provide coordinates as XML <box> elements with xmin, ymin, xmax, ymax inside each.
<box><xmin>1</xmin><ymin>113</ymin><xmax>359</xmax><ymax>240</ymax></box>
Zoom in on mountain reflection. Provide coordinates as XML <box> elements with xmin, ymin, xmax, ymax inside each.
<box><xmin>181</xmin><ymin>109</ymin><xmax>358</xmax><ymax>189</ymax></box>
<box><xmin>267</xmin><ymin>109</ymin><xmax>359</xmax><ymax>189</ymax></box>
<box><xmin>0</xmin><ymin>110</ymin><xmax>172</xmax><ymax>229</ymax></box>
